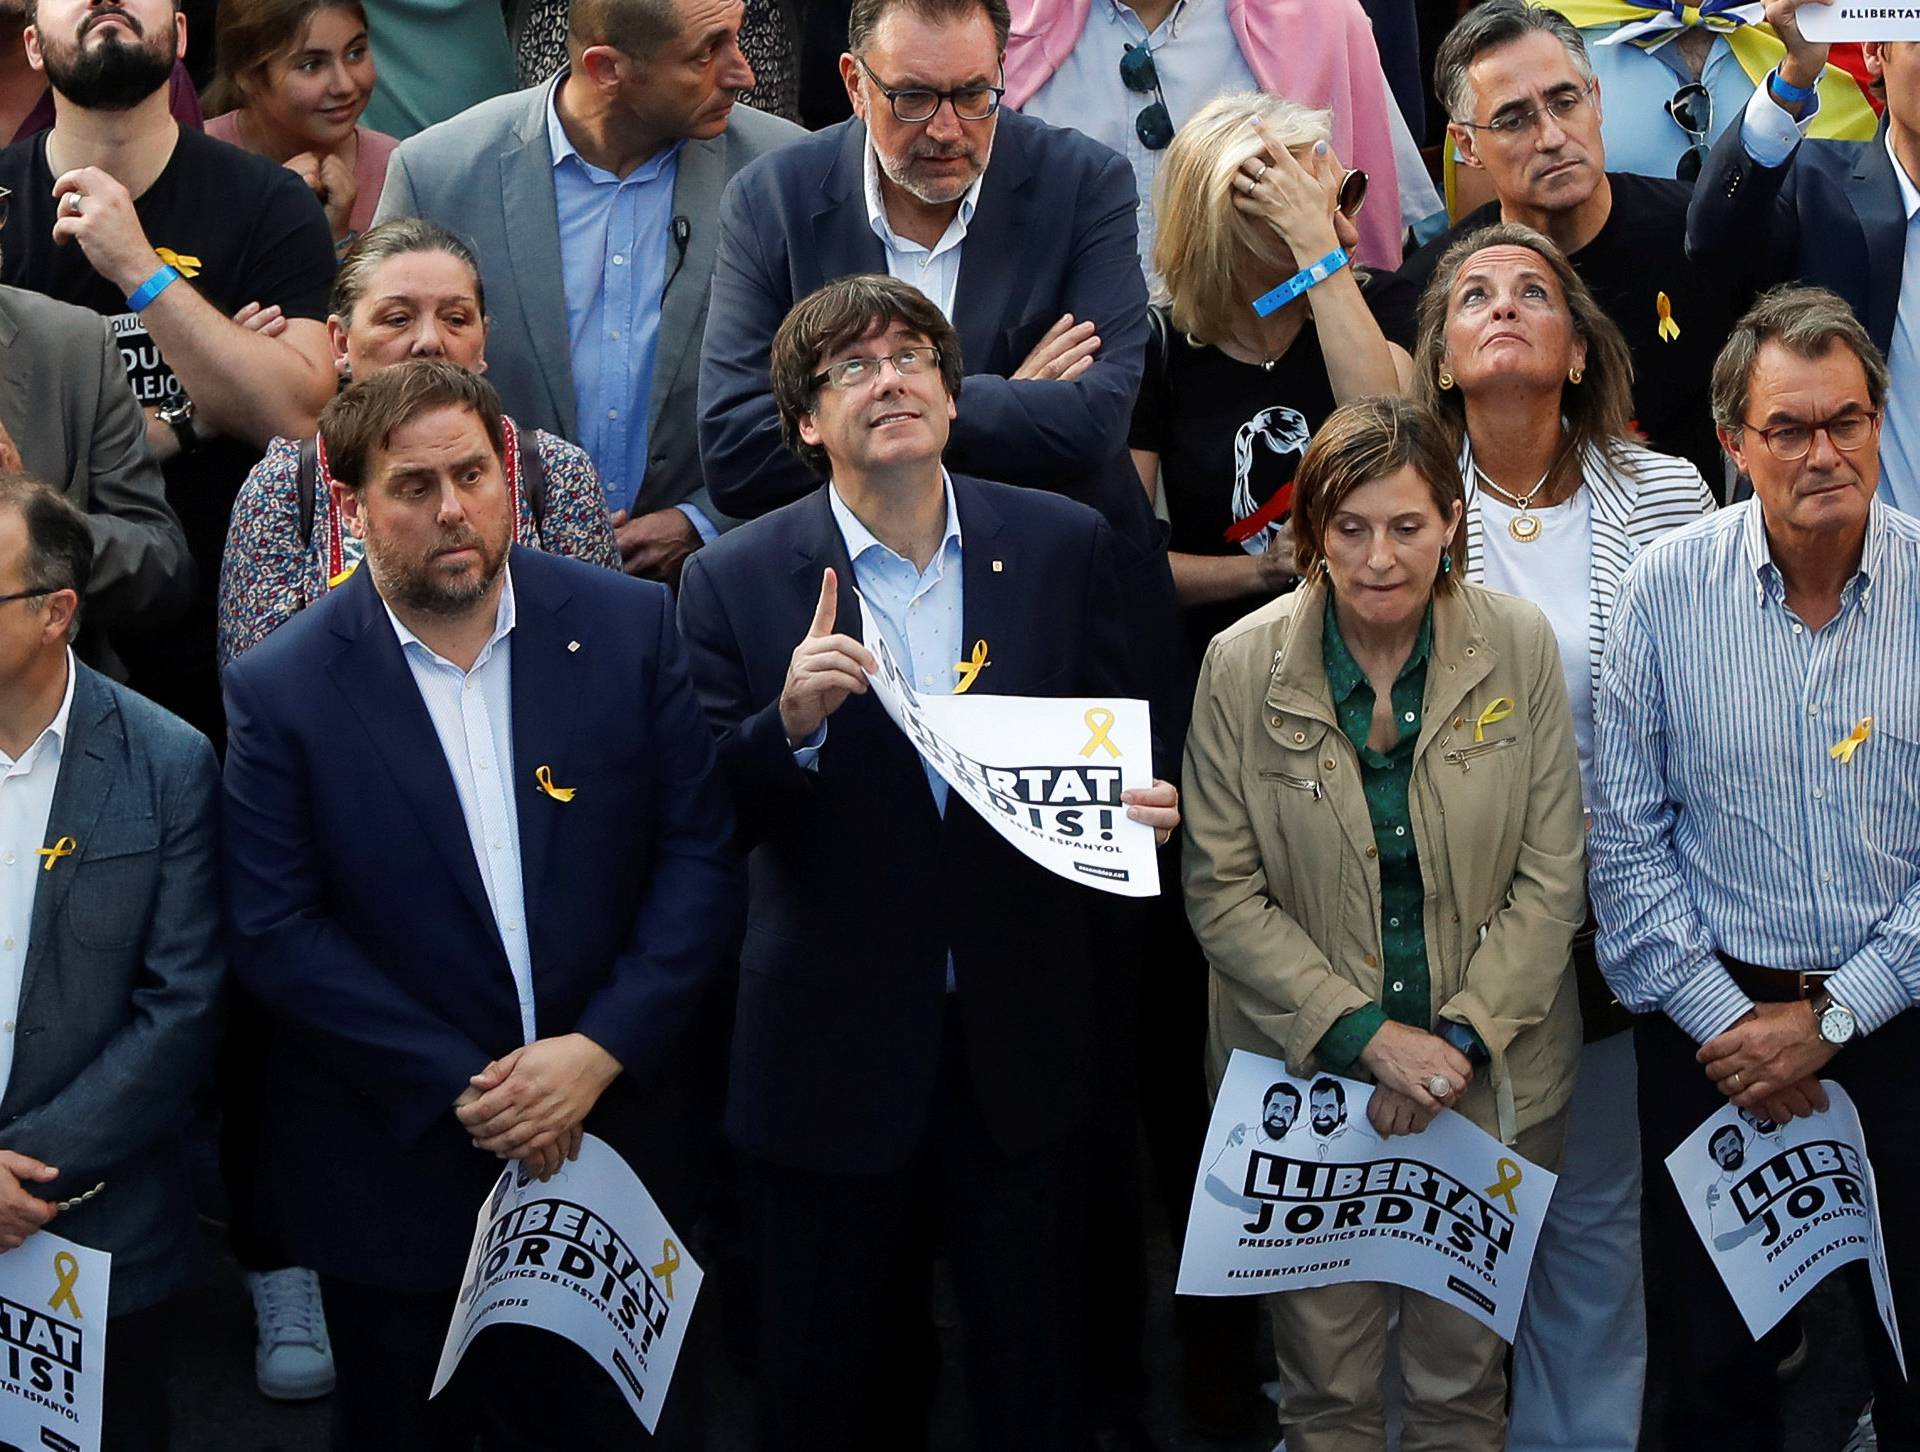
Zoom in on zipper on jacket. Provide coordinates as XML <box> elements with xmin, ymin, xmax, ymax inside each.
<box><xmin>1258</xmin><ymin>769</ymin><xmax>1324</xmax><ymax>799</ymax></box>
<box><xmin>1441</xmin><ymin>736</ymin><xmax>1517</xmax><ymax>773</ymax></box>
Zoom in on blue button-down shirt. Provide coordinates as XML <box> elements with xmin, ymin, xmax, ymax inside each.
<box><xmin>547</xmin><ymin>76</ymin><xmax>682</xmax><ymax>520</ymax></box>
<box><xmin>1580</xmin><ymin>25</ymin><xmax>1750</xmax><ymax>182</ymax></box>
<box><xmin>1592</xmin><ymin>500</ymin><xmax>1920</xmax><ymax>1043</ymax></box>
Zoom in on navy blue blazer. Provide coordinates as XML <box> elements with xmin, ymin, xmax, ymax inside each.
<box><xmin>1687</xmin><ymin>116</ymin><xmax>1904</xmax><ymax>353</ymax></box>
<box><xmin>1</xmin><ymin>665</ymin><xmax>221</xmax><ymax>1316</ymax></box>
<box><xmin>677</xmin><ymin>476</ymin><xmax>1158</xmax><ymax>1174</ymax></box>
<box><xmin>221</xmin><ymin>547</ymin><xmax>741</xmax><ymax>1289</ymax></box>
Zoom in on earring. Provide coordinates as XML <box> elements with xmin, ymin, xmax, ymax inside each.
<box><xmin>1440</xmin><ymin>553</ymin><xmax>1454</xmax><ymax>576</ymax></box>
<box><xmin>1438</xmin><ymin>369</ymin><xmax>1455</xmax><ymax>391</ymax></box>
<box><xmin>1568</xmin><ymin>366</ymin><xmax>1584</xmax><ymax>384</ymax></box>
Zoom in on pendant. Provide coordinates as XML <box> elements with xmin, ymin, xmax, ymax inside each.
<box><xmin>1508</xmin><ymin>512</ymin><xmax>1541</xmax><ymax>543</ymax></box>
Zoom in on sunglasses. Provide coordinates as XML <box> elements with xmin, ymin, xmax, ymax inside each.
<box><xmin>1120</xmin><ymin>42</ymin><xmax>1172</xmax><ymax>150</ymax></box>
<box><xmin>1667</xmin><ymin>81</ymin><xmax>1711</xmax><ymax>184</ymax></box>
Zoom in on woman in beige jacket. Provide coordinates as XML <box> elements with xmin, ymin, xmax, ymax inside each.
<box><xmin>1181</xmin><ymin>395</ymin><xmax>1585</xmax><ymax>1452</ymax></box>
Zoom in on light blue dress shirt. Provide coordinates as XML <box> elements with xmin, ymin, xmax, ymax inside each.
<box><xmin>863</xmin><ymin>143</ymin><xmax>981</xmax><ymax>320</ymax></box>
<box><xmin>1580</xmin><ymin>27</ymin><xmax>1751</xmax><ymax>182</ymax></box>
<box><xmin>1592</xmin><ymin>500</ymin><xmax>1920</xmax><ymax>1044</ymax></box>
<box><xmin>383</xmin><ymin>570</ymin><xmax>536</xmax><ymax>1044</ymax></box>
<box><xmin>1022</xmin><ymin>0</ymin><xmax>1256</xmax><ymax>279</ymax></box>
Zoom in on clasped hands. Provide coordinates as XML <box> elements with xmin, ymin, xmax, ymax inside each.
<box><xmin>1358</xmin><ymin>1020</ymin><xmax>1474</xmax><ymax>1139</ymax></box>
<box><xmin>454</xmin><ymin>1033</ymin><xmax>622</xmax><ymax>1182</ymax></box>
<box><xmin>1697</xmin><ymin>1000</ymin><xmax>1837</xmax><ymax>1125</ymax></box>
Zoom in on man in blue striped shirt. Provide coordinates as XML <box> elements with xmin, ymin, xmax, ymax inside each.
<box><xmin>1592</xmin><ymin>286</ymin><xmax>1920</xmax><ymax>1448</ymax></box>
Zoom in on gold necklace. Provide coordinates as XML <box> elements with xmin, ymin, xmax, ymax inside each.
<box><xmin>1472</xmin><ymin>446</ymin><xmax>1574</xmax><ymax>543</ymax></box>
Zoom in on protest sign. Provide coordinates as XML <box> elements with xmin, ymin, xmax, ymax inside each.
<box><xmin>0</xmin><ymin>1231</ymin><xmax>108</xmax><ymax>1452</ymax></box>
<box><xmin>1800</xmin><ymin>5</ymin><xmax>1920</xmax><ymax>41</ymax></box>
<box><xmin>1665</xmin><ymin>1084</ymin><xmax>1903</xmax><ymax>1372</ymax></box>
<box><xmin>1176</xmin><ymin>1049</ymin><xmax>1557</xmax><ymax>1341</ymax></box>
<box><xmin>854</xmin><ymin>591</ymin><xmax>1161</xmax><ymax>897</ymax></box>
<box><xmin>434</xmin><ymin>1135</ymin><xmax>702</xmax><ymax>1434</ymax></box>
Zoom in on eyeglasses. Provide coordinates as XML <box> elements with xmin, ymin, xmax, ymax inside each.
<box><xmin>0</xmin><ymin>587</ymin><xmax>56</xmax><ymax>606</ymax></box>
<box><xmin>1458</xmin><ymin>80</ymin><xmax>1596</xmax><ymax>138</ymax></box>
<box><xmin>1120</xmin><ymin>42</ymin><xmax>1173</xmax><ymax>150</ymax></box>
<box><xmin>1740</xmin><ymin>409</ymin><xmax>1881</xmax><ymax>461</ymax></box>
<box><xmin>855</xmin><ymin>56</ymin><xmax>1003</xmax><ymax>124</ymax></box>
<box><xmin>1667</xmin><ymin>81</ymin><xmax>1711</xmax><ymax>184</ymax></box>
<box><xmin>811</xmin><ymin>345</ymin><xmax>942</xmax><ymax>392</ymax></box>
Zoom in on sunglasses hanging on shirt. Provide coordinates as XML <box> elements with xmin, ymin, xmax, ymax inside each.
<box><xmin>1120</xmin><ymin>42</ymin><xmax>1174</xmax><ymax>150</ymax></box>
<box><xmin>1668</xmin><ymin>81</ymin><xmax>1712</xmax><ymax>184</ymax></box>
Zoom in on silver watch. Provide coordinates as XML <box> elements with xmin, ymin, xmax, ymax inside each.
<box><xmin>1812</xmin><ymin>987</ymin><xmax>1856</xmax><ymax>1047</ymax></box>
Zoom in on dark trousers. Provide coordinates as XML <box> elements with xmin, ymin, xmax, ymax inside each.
<box><xmin>741</xmin><ymin>1007</ymin><xmax>1089</xmax><ymax>1452</ymax></box>
<box><xmin>1637</xmin><ymin>1009</ymin><xmax>1920</xmax><ymax>1449</ymax></box>
<box><xmin>102</xmin><ymin>1298</ymin><xmax>176</xmax><ymax>1452</ymax></box>
<box><xmin>220</xmin><ymin>991</ymin><xmax>288</xmax><ymax>1271</ymax></box>
<box><xmin>320</xmin><ymin>1275</ymin><xmax>702</xmax><ymax>1451</ymax></box>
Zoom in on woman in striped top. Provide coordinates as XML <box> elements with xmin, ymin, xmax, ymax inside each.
<box><xmin>1412</xmin><ymin>221</ymin><xmax>1714</xmax><ymax>1452</ymax></box>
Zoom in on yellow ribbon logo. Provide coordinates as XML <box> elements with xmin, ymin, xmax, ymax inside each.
<box><xmin>952</xmin><ymin>639</ymin><xmax>990</xmax><ymax>694</ymax></box>
<box><xmin>1078</xmin><ymin>708</ymin><xmax>1122</xmax><ymax>759</ymax></box>
<box><xmin>48</xmin><ymin>1252</ymin><xmax>80</xmax><ymax>1318</ymax></box>
<box><xmin>534</xmin><ymin>766</ymin><xmax>575</xmax><ymax>802</ymax></box>
<box><xmin>35</xmin><ymin>836</ymin><xmax>75</xmax><ymax>872</ymax></box>
<box><xmin>1473</xmin><ymin>698</ymin><xmax>1515</xmax><ymax>744</ymax></box>
<box><xmin>154</xmin><ymin>247</ymin><xmax>201</xmax><ymax>278</ymax></box>
<box><xmin>1830</xmin><ymin>716</ymin><xmax>1874</xmax><ymax>764</ymax></box>
<box><xmin>1484</xmin><ymin>1157</ymin><xmax>1524</xmax><ymax>1215</ymax></box>
<box><xmin>1656</xmin><ymin>290</ymin><xmax>1680</xmax><ymax>343</ymax></box>
<box><xmin>652</xmin><ymin>1239</ymin><xmax>680</xmax><ymax>1300</ymax></box>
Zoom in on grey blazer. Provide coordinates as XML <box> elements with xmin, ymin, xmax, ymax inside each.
<box><xmin>373</xmin><ymin>84</ymin><xmax>805</xmax><ymax>527</ymax></box>
<box><xmin>0</xmin><ymin>664</ymin><xmax>222</xmax><ymax>1316</ymax></box>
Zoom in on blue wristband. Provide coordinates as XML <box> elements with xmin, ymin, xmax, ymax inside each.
<box><xmin>1252</xmin><ymin>246</ymin><xmax>1350</xmax><ymax>318</ymax></box>
<box><xmin>125</xmin><ymin>264</ymin><xmax>181</xmax><ymax>313</ymax></box>
<box><xmin>1768</xmin><ymin>68</ymin><xmax>1815</xmax><ymax>105</ymax></box>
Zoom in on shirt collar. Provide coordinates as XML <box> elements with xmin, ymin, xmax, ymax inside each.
<box><xmin>1321</xmin><ymin>593</ymin><xmax>1431</xmax><ymax>707</ymax></box>
<box><xmin>1887</xmin><ymin>128</ymin><xmax>1920</xmax><ymax>222</ymax></box>
<box><xmin>383</xmin><ymin>564</ymin><xmax>518</xmax><ymax>672</ymax></box>
<box><xmin>0</xmin><ymin>648</ymin><xmax>76</xmax><ymax>774</ymax></box>
<box><xmin>863</xmin><ymin>138</ymin><xmax>983</xmax><ymax>252</ymax></box>
<box><xmin>546</xmin><ymin>70</ymin><xmax>684</xmax><ymax>182</ymax></box>
<box><xmin>827</xmin><ymin>469</ymin><xmax>963</xmax><ymax>569</ymax></box>
<box><xmin>1100</xmin><ymin>0</ymin><xmax>1189</xmax><ymax>34</ymax></box>
<box><xmin>1739</xmin><ymin>496</ymin><xmax>1884</xmax><ymax>608</ymax></box>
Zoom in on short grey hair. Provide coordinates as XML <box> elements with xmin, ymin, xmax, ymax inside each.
<box><xmin>1435</xmin><ymin>0</ymin><xmax>1593</xmax><ymax>125</ymax></box>
<box><xmin>1709</xmin><ymin>286</ymin><xmax>1890</xmax><ymax>432</ymax></box>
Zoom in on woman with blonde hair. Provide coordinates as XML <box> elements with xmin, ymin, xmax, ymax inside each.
<box><xmin>1131</xmin><ymin>90</ymin><xmax>1412</xmax><ymax>658</ymax></box>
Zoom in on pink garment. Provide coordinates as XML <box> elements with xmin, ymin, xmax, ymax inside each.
<box><xmin>203</xmin><ymin>115</ymin><xmax>399</xmax><ymax>237</ymax></box>
<box><xmin>1004</xmin><ymin>0</ymin><xmax>1404</xmax><ymax>267</ymax></box>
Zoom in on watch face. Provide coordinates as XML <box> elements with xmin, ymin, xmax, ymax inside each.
<box><xmin>1820</xmin><ymin>1004</ymin><xmax>1855</xmax><ymax>1043</ymax></box>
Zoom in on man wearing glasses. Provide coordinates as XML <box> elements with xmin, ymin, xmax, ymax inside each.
<box><xmin>1592</xmin><ymin>285</ymin><xmax>1920</xmax><ymax>1449</ymax></box>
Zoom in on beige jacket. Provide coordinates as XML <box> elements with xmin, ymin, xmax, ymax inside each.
<box><xmin>1182</xmin><ymin>579</ymin><xmax>1585</xmax><ymax>1142</ymax></box>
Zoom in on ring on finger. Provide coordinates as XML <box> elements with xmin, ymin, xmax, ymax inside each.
<box><xmin>1426</xmin><ymin>1074</ymin><xmax>1451</xmax><ymax>1100</ymax></box>
<box><xmin>1252</xmin><ymin>160</ymin><xmax>1267</xmax><ymax>181</ymax></box>
<box><xmin>1730</xmin><ymin>1070</ymin><xmax>1743</xmax><ymax>1092</ymax></box>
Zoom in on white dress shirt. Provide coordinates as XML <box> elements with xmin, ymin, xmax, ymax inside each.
<box><xmin>382</xmin><ymin>571</ymin><xmax>537</xmax><ymax>1043</ymax></box>
<box><xmin>0</xmin><ymin>650</ymin><xmax>76</xmax><ymax>1098</ymax></box>
<box><xmin>864</xmin><ymin>141</ymin><xmax>984</xmax><ymax>319</ymax></box>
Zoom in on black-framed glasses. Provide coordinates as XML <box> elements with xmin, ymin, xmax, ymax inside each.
<box><xmin>1740</xmin><ymin>409</ymin><xmax>1881</xmax><ymax>460</ymax></box>
<box><xmin>1119</xmin><ymin>41</ymin><xmax>1173</xmax><ymax>150</ymax></box>
<box><xmin>1457</xmin><ymin>80</ymin><xmax>1596</xmax><ymax>138</ymax></box>
<box><xmin>0</xmin><ymin>587</ymin><xmax>56</xmax><ymax>606</ymax></box>
<box><xmin>1667</xmin><ymin>81</ymin><xmax>1711</xmax><ymax>184</ymax></box>
<box><xmin>855</xmin><ymin>55</ymin><xmax>1003</xmax><ymax>123</ymax></box>
<box><xmin>811</xmin><ymin>345</ymin><xmax>942</xmax><ymax>392</ymax></box>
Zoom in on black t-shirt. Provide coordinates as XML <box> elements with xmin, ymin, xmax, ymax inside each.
<box><xmin>1375</xmin><ymin>172</ymin><xmax>1744</xmax><ymax>490</ymax></box>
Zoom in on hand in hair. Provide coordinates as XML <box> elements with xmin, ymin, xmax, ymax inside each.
<box><xmin>1235</xmin><ymin>122</ymin><xmax>1343</xmax><ymax>264</ymax></box>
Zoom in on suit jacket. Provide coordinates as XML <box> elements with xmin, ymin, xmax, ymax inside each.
<box><xmin>0</xmin><ymin>664</ymin><xmax>222</xmax><ymax>1316</ymax></box>
<box><xmin>373</xmin><ymin>85</ymin><xmax>805</xmax><ymax>525</ymax></box>
<box><xmin>1687</xmin><ymin>115</ymin><xmax>1904</xmax><ymax>353</ymax></box>
<box><xmin>677</xmin><ymin>475</ymin><xmax>1160</xmax><ymax>1174</ymax></box>
<box><xmin>221</xmin><ymin>547</ymin><xmax>741</xmax><ymax>1288</ymax></box>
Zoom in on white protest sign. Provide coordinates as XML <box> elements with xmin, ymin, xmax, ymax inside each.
<box><xmin>434</xmin><ymin>1135</ymin><xmax>702</xmax><ymax>1433</ymax></box>
<box><xmin>1800</xmin><ymin>3</ymin><xmax>1920</xmax><ymax>40</ymax></box>
<box><xmin>0</xmin><ymin>1231</ymin><xmax>108</xmax><ymax>1452</ymax></box>
<box><xmin>854</xmin><ymin>591</ymin><xmax>1160</xmax><ymax>897</ymax></box>
<box><xmin>1665</xmin><ymin>1084</ymin><xmax>1903</xmax><ymax>1372</ymax></box>
<box><xmin>1177</xmin><ymin>1049</ymin><xmax>1557</xmax><ymax>1342</ymax></box>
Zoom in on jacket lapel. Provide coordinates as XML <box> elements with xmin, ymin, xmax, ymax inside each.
<box><xmin>951</xmin><ymin>120</ymin><xmax>1035</xmax><ymax>371</ymax></box>
<box><xmin>499</xmin><ymin>96</ymin><xmax>578</xmax><ymax>438</ymax></box>
<box><xmin>506</xmin><ymin>550</ymin><xmax>582</xmax><ymax>906</ymax></box>
<box><xmin>954</xmin><ymin>479</ymin><xmax>1014</xmax><ymax>690</ymax></box>
<box><xmin>1853</xmin><ymin>125</ymin><xmax>1907</xmax><ymax>354</ymax></box>
<box><xmin>21</xmin><ymin>666</ymin><xmax>117</xmax><ymax>1011</ymax></box>
<box><xmin>653</xmin><ymin>136</ymin><xmax>724</xmax><ymax>437</ymax></box>
<box><xmin>810</xmin><ymin>121</ymin><xmax>889</xmax><ymax>289</ymax></box>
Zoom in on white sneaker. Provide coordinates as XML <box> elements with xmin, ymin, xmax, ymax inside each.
<box><xmin>247</xmin><ymin>1267</ymin><xmax>335</xmax><ymax>1400</ymax></box>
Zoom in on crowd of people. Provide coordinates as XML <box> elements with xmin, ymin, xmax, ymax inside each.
<box><xmin>0</xmin><ymin>0</ymin><xmax>1912</xmax><ymax>1446</ymax></box>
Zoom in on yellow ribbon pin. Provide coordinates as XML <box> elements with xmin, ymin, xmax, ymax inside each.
<box><xmin>1473</xmin><ymin>698</ymin><xmax>1515</xmax><ymax>744</ymax></box>
<box><xmin>35</xmin><ymin>836</ymin><xmax>76</xmax><ymax>872</ymax></box>
<box><xmin>1656</xmin><ymin>290</ymin><xmax>1680</xmax><ymax>343</ymax></box>
<box><xmin>1484</xmin><ymin>1158</ymin><xmax>1524</xmax><ymax>1215</ymax></box>
<box><xmin>534</xmin><ymin>766</ymin><xmax>575</xmax><ymax>802</ymax></box>
<box><xmin>327</xmin><ymin>563</ymin><xmax>358</xmax><ymax>588</ymax></box>
<box><xmin>952</xmin><ymin>639</ymin><xmax>990</xmax><ymax>694</ymax></box>
<box><xmin>1078</xmin><ymin>707</ymin><xmax>1122</xmax><ymax>759</ymax></box>
<box><xmin>48</xmin><ymin>1251</ymin><xmax>81</xmax><ymax>1318</ymax></box>
<box><xmin>1830</xmin><ymin>716</ymin><xmax>1874</xmax><ymax>764</ymax></box>
<box><xmin>652</xmin><ymin>1239</ymin><xmax>681</xmax><ymax>1300</ymax></box>
<box><xmin>153</xmin><ymin>247</ymin><xmax>202</xmax><ymax>279</ymax></box>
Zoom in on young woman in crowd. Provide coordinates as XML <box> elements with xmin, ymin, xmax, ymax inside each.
<box><xmin>206</xmin><ymin>0</ymin><xmax>397</xmax><ymax>246</ymax></box>
<box><xmin>216</xmin><ymin>219</ymin><xmax>618</xmax><ymax>666</ymax></box>
<box><xmin>1182</xmin><ymin>394</ymin><xmax>1584</xmax><ymax>1452</ymax></box>
<box><xmin>1411</xmin><ymin>221</ymin><xmax>1714</xmax><ymax>1449</ymax></box>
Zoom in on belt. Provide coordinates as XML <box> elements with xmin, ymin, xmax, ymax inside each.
<box><xmin>1717</xmin><ymin>952</ymin><xmax>1834</xmax><ymax>1003</ymax></box>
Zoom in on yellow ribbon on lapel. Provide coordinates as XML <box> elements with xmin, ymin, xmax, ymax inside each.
<box><xmin>328</xmin><ymin>563</ymin><xmax>358</xmax><ymax>588</ymax></box>
<box><xmin>534</xmin><ymin>765</ymin><xmax>575</xmax><ymax>802</ymax></box>
<box><xmin>1473</xmin><ymin>698</ymin><xmax>1515</xmax><ymax>744</ymax></box>
<box><xmin>1656</xmin><ymin>291</ymin><xmax>1680</xmax><ymax>343</ymax></box>
<box><xmin>952</xmin><ymin>639</ymin><xmax>990</xmax><ymax>693</ymax></box>
<box><xmin>1830</xmin><ymin>716</ymin><xmax>1874</xmax><ymax>764</ymax></box>
<box><xmin>35</xmin><ymin>836</ymin><xmax>75</xmax><ymax>872</ymax></box>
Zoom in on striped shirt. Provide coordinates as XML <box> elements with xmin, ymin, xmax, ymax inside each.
<box><xmin>1591</xmin><ymin>498</ymin><xmax>1920</xmax><ymax>1042</ymax></box>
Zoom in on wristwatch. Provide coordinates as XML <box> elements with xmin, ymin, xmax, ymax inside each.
<box><xmin>156</xmin><ymin>397</ymin><xmax>199</xmax><ymax>455</ymax></box>
<box><xmin>1810</xmin><ymin>986</ymin><xmax>1857</xmax><ymax>1047</ymax></box>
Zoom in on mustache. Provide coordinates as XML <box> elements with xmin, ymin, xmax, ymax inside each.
<box><xmin>81</xmin><ymin>7</ymin><xmax>141</xmax><ymax>36</ymax></box>
<box><xmin>429</xmin><ymin>527</ymin><xmax>483</xmax><ymax>559</ymax></box>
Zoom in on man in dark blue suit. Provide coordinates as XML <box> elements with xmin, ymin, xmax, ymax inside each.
<box><xmin>679</xmin><ymin>275</ymin><xmax>1181</xmax><ymax>1452</ymax></box>
<box><xmin>221</xmin><ymin>360</ymin><xmax>739</xmax><ymax>1450</ymax></box>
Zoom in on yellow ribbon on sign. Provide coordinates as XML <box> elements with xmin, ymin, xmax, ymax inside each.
<box><xmin>35</xmin><ymin>836</ymin><xmax>76</xmax><ymax>872</ymax></box>
<box><xmin>652</xmin><ymin>1239</ymin><xmax>681</xmax><ymax>1300</ymax></box>
<box><xmin>1484</xmin><ymin>1157</ymin><xmax>1524</xmax><ymax>1215</ymax></box>
<box><xmin>1656</xmin><ymin>291</ymin><xmax>1680</xmax><ymax>343</ymax></box>
<box><xmin>1830</xmin><ymin>716</ymin><xmax>1874</xmax><ymax>764</ymax></box>
<box><xmin>1473</xmin><ymin>698</ymin><xmax>1515</xmax><ymax>744</ymax></box>
<box><xmin>952</xmin><ymin>639</ymin><xmax>990</xmax><ymax>694</ymax></box>
<box><xmin>48</xmin><ymin>1251</ymin><xmax>81</xmax><ymax>1318</ymax></box>
<box><xmin>534</xmin><ymin>765</ymin><xmax>575</xmax><ymax>802</ymax></box>
<box><xmin>1079</xmin><ymin>708</ymin><xmax>1122</xmax><ymax>759</ymax></box>
<box><xmin>153</xmin><ymin>246</ymin><xmax>202</xmax><ymax>278</ymax></box>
